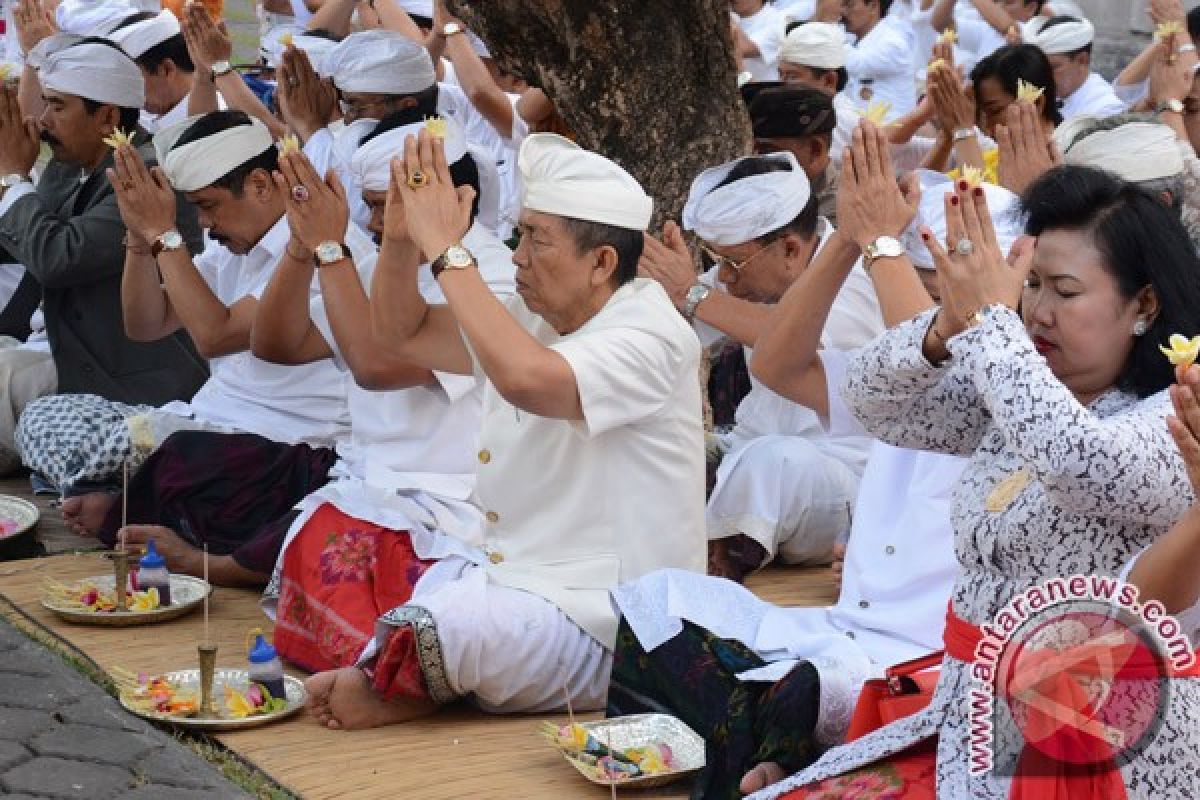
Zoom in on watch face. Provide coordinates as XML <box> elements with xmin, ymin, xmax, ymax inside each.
<box><xmin>443</xmin><ymin>23</ymin><xmax>460</xmax><ymax>35</ymax></box>
<box><xmin>316</xmin><ymin>241</ymin><xmax>344</xmax><ymax>264</ymax></box>
<box><xmin>160</xmin><ymin>230</ymin><xmax>184</xmax><ymax>250</ymax></box>
<box><xmin>444</xmin><ymin>245</ymin><xmax>474</xmax><ymax>268</ymax></box>
<box><xmin>875</xmin><ymin>236</ymin><xmax>904</xmax><ymax>258</ymax></box>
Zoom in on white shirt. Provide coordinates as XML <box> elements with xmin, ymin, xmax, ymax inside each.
<box><xmin>159</xmin><ymin>216</ymin><xmax>369</xmax><ymax>448</ymax></box>
<box><xmin>844</xmin><ymin>16</ymin><xmax>916</xmax><ymax>120</ymax></box>
<box><xmin>1059</xmin><ymin>71</ymin><xmax>1126</xmax><ymax>122</ymax></box>
<box><xmin>738</xmin><ymin>4</ymin><xmax>788</xmax><ymax>82</ymax></box>
<box><xmin>773</xmin><ymin>0</ymin><xmax>815</xmax><ymax>23</ymax></box>
<box><xmin>471</xmin><ymin>278</ymin><xmax>707</xmax><ymax>648</ymax></box>
<box><xmin>303</xmin><ymin>119</ymin><xmax>378</xmax><ymax>230</ymax></box>
<box><xmin>139</xmin><ymin>91</ymin><xmax>226</xmax><ymax>135</ymax></box>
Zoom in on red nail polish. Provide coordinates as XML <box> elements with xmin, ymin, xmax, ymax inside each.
<box><xmin>958</xmin><ymin>180</ymin><xmax>968</xmax><ymax>191</ymax></box>
<box><xmin>973</xmin><ymin>187</ymin><xmax>983</xmax><ymax>197</ymax></box>
<box><xmin>951</xmin><ymin>195</ymin><xmax>960</xmax><ymax>206</ymax></box>
<box><xmin>921</xmin><ymin>231</ymin><xmax>930</xmax><ymax>240</ymax></box>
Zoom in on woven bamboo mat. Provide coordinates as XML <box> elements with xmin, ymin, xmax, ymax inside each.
<box><xmin>0</xmin><ymin>552</ymin><xmax>837</xmax><ymax>799</ymax></box>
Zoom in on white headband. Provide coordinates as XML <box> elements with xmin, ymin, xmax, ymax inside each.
<box><xmin>904</xmin><ymin>170</ymin><xmax>1024</xmax><ymax>269</ymax></box>
<box><xmin>39</xmin><ymin>40</ymin><xmax>145</xmax><ymax>110</ymax></box>
<box><xmin>780</xmin><ymin>22</ymin><xmax>846</xmax><ymax>70</ymax></box>
<box><xmin>1033</xmin><ymin>17</ymin><xmax>1094</xmax><ymax>54</ymax></box>
<box><xmin>107</xmin><ymin>10</ymin><xmax>180</xmax><ymax>60</ymax></box>
<box><xmin>154</xmin><ymin>115</ymin><xmax>276</xmax><ymax>192</ymax></box>
<box><xmin>682</xmin><ymin>152</ymin><xmax>811</xmax><ymax>246</ymax></box>
<box><xmin>325</xmin><ymin>30</ymin><xmax>435</xmax><ymax>94</ymax></box>
<box><xmin>1060</xmin><ymin>121</ymin><xmax>1184</xmax><ymax>183</ymax></box>
<box><xmin>55</xmin><ymin>0</ymin><xmax>141</xmax><ymax>35</ymax></box>
<box><xmin>349</xmin><ymin>117</ymin><xmax>468</xmax><ymax>192</ymax></box>
<box><xmin>519</xmin><ymin>133</ymin><xmax>653</xmax><ymax>231</ymax></box>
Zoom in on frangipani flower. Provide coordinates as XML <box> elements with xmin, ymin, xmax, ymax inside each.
<box><xmin>862</xmin><ymin>99</ymin><xmax>893</xmax><ymax>126</ymax></box>
<box><xmin>938</xmin><ymin>28</ymin><xmax>957</xmax><ymax>45</ymax></box>
<box><xmin>279</xmin><ymin>32</ymin><xmax>294</xmax><ymax>47</ymax></box>
<box><xmin>424</xmin><ymin>116</ymin><xmax>448</xmax><ymax>139</ymax></box>
<box><xmin>927</xmin><ymin>58</ymin><xmax>947</xmax><ymax>72</ymax></box>
<box><xmin>1156</xmin><ymin>20</ymin><xmax>1185</xmax><ymax>40</ymax></box>
<box><xmin>1161</xmin><ymin>334</ymin><xmax>1200</xmax><ymax>368</ymax></box>
<box><xmin>224</xmin><ymin>686</ymin><xmax>256</xmax><ymax>719</ymax></box>
<box><xmin>1016</xmin><ymin>79</ymin><xmax>1044</xmax><ymax>104</ymax></box>
<box><xmin>960</xmin><ymin>164</ymin><xmax>985</xmax><ymax>189</ymax></box>
<box><xmin>278</xmin><ymin>133</ymin><xmax>301</xmax><ymax>155</ymax></box>
<box><xmin>103</xmin><ymin>128</ymin><xmax>134</xmax><ymax>149</ymax></box>
<box><xmin>129</xmin><ymin>587</ymin><xmax>160</xmax><ymax>612</ymax></box>
<box><xmin>0</xmin><ymin>64</ymin><xmax>13</xmax><ymax>83</ymax></box>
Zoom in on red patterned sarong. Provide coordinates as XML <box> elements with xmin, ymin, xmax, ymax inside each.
<box><xmin>273</xmin><ymin>504</ymin><xmax>434</xmax><ymax>680</ymax></box>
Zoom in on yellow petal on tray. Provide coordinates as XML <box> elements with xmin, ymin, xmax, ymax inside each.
<box><xmin>1016</xmin><ymin>79</ymin><xmax>1044</xmax><ymax>105</ymax></box>
<box><xmin>224</xmin><ymin>685</ymin><xmax>256</xmax><ymax>719</ymax></box>
<box><xmin>1160</xmin><ymin>333</ymin><xmax>1200</xmax><ymax>368</ymax></box>
<box><xmin>102</xmin><ymin>128</ymin><xmax>134</xmax><ymax>149</ymax></box>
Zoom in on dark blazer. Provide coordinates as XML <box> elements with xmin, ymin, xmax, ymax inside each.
<box><xmin>0</xmin><ymin>139</ymin><xmax>208</xmax><ymax>406</ymax></box>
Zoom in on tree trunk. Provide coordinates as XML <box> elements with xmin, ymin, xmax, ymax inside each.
<box><xmin>446</xmin><ymin>0</ymin><xmax>751</xmax><ymax>228</ymax></box>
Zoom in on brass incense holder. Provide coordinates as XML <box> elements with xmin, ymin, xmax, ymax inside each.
<box><xmin>111</xmin><ymin>550</ymin><xmax>131</xmax><ymax>611</ymax></box>
<box><xmin>197</xmin><ymin>644</ymin><xmax>219</xmax><ymax>718</ymax></box>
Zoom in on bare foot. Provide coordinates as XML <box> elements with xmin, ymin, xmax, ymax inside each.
<box><xmin>830</xmin><ymin>541</ymin><xmax>847</xmax><ymax>589</ymax></box>
<box><xmin>740</xmin><ymin>761</ymin><xmax>786</xmax><ymax>795</ymax></box>
<box><xmin>305</xmin><ymin>667</ymin><xmax>435</xmax><ymax>730</ymax></box>
<box><xmin>61</xmin><ymin>492</ymin><xmax>118</xmax><ymax>538</ymax></box>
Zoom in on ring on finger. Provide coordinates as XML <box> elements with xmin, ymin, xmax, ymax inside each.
<box><xmin>954</xmin><ymin>237</ymin><xmax>974</xmax><ymax>256</ymax></box>
<box><xmin>407</xmin><ymin>170</ymin><xmax>429</xmax><ymax>190</ymax></box>
<box><xmin>292</xmin><ymin>185</ymin><xmax>310</xmax><ymax>203</ymax></box>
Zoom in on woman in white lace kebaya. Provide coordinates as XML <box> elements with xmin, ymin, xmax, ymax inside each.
<box><xmin>751</xmin><ymin>166</ymin><xmax>1200</xmax><ymax>800</ymax></box>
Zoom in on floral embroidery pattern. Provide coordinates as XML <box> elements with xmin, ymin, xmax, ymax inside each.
<box><xmin>319</xmin><ymin>529</ymin><xmax>375</xmax><ymax>585</ymax></box>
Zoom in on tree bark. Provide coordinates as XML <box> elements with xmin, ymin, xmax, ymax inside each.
<box><xmin>446</xmin><ymin>0</ymin><xmax>751</xmax><ymax>228</ymax></box>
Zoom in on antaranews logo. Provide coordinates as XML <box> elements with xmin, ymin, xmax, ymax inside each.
<box><xmin>968</xmin><ymin>575</ymin><xmax>1194</xmax><ymax>779</ymax></box>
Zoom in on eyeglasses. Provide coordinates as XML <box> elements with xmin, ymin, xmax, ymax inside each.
<box><xmin>700</xmin><ymin>240</ymin><xmax>778</xmax><ymax>274</ymax></box>
<box><xmin>338</xmin><ymin>95</ymin><xmax>400</xmax><ymax>122</ymax></box>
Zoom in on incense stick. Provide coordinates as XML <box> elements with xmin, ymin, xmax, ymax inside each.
<box><xmin>202</xmin><ymin>544</ymin><xmax>210</xmax><ymax>646</ymax></box>
<box><xmin>121</xmin><ymin>458</ymin><xmax>128</xmax><ymax>532</ymax></box>
<box><xmin>604</xmin><ymin>726</ymin><xmax>617</xmax><ymax>799</ymax></box>
<box><xmin>559</xmin><ymin>664</ymin><xmax>576</xmax><ymax>727</ymax></box>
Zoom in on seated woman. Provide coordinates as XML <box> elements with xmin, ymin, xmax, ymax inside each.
<box><xmin>610</xmin><ymin>123</ymin><xmax>1023</xmax><ymax>800</ymax></box>
<box><xmin>748</xmin><ymin>167</ymin><xmax>1200</xmax><ymax>798</ymax></box>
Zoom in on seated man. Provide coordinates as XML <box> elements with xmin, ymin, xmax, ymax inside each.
<box><xmin>107</xmin><ymin>9</ymin><xmax>216</xmax><ymax>133</ymax></box>
<box><xmin>1030</xmin><ymin>15</ymin><xmax>1123</xmax><ymax>122</ymax></box>
<box><xmin>0</xmin><ymin>36</ymin><xmax>207</xmax><ymax>472</ymax></box>
<box><xmin>300</xmin><ymin>131</ymin><xmax>705</xmax><ymax>729</ymax></box>
<box><xmin>18</xmin><ymin>111</ymin><xmax>368</xmax><ymax>536</ymax></box>
<box><xmin>662</xmin><ymin>153</ymin><xmax>882</xmax><ymax>579</ymax></box>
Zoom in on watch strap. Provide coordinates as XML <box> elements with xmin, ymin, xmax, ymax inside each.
<box><xmin>151</xmin><ymin>230</ymin><xmax>183</xmax><ymax>258</ymax></box>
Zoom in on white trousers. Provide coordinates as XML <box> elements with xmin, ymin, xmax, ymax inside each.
<box><xmin>707</xmin><ymin>435</ymin><xmax>859</xmax><ymax>567</ymax></box>
<box><xmin>0</xmin><ymin>342</ymin><xmax>56</xmax><ymax>475</ymax></box>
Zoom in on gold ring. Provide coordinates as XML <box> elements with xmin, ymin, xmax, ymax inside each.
<box><xmin>407</xmin><ymin>170</ymin><xmax>428</xmax><ymax>189</ymax></box>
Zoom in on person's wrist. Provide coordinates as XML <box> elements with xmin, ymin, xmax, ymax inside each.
<box><xmin>285</xmin><ymin>236</ymin><xmax>310</xmax><ymax>263</ymax></box>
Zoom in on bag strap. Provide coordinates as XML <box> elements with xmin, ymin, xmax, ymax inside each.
<box><xmin>884</xmin><ymin>651</ymin><xmax>945</xmax><ymax>679</ymax></box>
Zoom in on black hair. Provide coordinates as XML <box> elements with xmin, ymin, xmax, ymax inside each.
<box><xmin>303</xmin><ymin>28</ymin><xmax>343</xmax><ymax>42</ymax></box>
<box><xmin>1189</xmin><ymin>7</ymin><xmax>1200</xmax><ymax>41</ymax></box>
<box><xmin>560</xmin><ymin>217</ymin><xmax>644</xmax><ymax>287</ymax></box>
<box><xmin>69</xmin><ymin>37</ymin><xmax>143</xmax><ymax>126</ymax></box>
<box><xmin>111</xmin><ymin>11</ymin><xmax>194</xmax><ymax>73</ymax></box>
<box><xmin>1039</xmin><ymin>15</ymin><xmax>1093</xmax><ymax>57</ymax></box>
<box><xmin>1022</xmin><ymin>165</ymin><xmax>1200</xmax><ymax>397</ymax></box>
<box><xmin>172</xmin><ymin>110</ymin><xmax>279</xmax><ymax>195</ymax></box>
<box><xmin>876</xmin><ymin>0</ymin><xmax>894</xmax><ymax>18</ymax></box>
<box><xmin>714</xmin><ymin>156</ymin><xmax>820</xmax><ymax>241</ymax></box>
<box><xmin>971</xmin><ymin>44</ymin><xmax>1063</xmax><ymax>127</ymax></box>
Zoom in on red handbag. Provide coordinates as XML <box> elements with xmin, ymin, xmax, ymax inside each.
<box><xmin>844</xmin><ymin>651</ymin><xmax>944</xmax><ymax>742</ymax></box>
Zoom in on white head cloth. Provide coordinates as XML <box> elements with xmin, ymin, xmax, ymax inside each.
<box><xmin>55</xmin><ymin>0</ymin><xmax>140</xmax><ymax>35</ymax></box>
<box><xmin>260</xmin><ymin>26</ymin><xmax>339</xmax><ymax>74</ymax></box>
<box><xmin>904</xmin><ymin>170</ymin><xmax>1024</xmax><ymax>269</ymax></box>
<box><xmin>397</xmin><ymin>0</ymin><xmax>433</xmax><ymax>17</ymax></box>
<box><xmin>324</xmin><ymin>30</ymin><xmax>435</xmax><ymax>94</ymax></box>
<box><xmin>780</xmin><ymin>22</ymin><xmax>846</xmax><ymax>70</ymax></box>
<box><xmin>154</xmin><ymin>115</ymin><xmax>275</xmax><ymax>192</ymax></box>
<box><xmin>350</xmin><ymin>116</ymin><xmax>468</xmax><ymax>192</ymax></box>
<box><xmin>39</xmin><ymin>40</ymin><xmax>145</xmax><ymax>109</ymax></box>
<box><xmin>106</xmin><ymin>10</ymin><xmax>180</xmax><ymax>60</ymax></box>
<box><xmin>519</xmin><ymin>133</ymin><xmax>653</xmax><ymax>231</ymax></box>
<box><xmin>1059</xmin><ymin>121</ymin><xmax>1184</xmax><ymax>182</ymax></box>
<box><xmin>1032</xmin><ymin>17</ymin><xmax>1094</xmax><ymax>54</ymax></box>
<box><xmin>682</xmin><ymin>152</ymin><xmax>811</xmax><ymax>246</ymax></box>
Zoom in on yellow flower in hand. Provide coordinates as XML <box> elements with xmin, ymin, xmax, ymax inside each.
<box><xmin>862</xmin><ymin>100</ymin><xmax>893</xmax><ymax>126</ymax></box>
<box><xmin>1156</xmin><ymin>20</ymin><xmax>1185</xmax><ymax>40</ymax></box>
<box><xmin>960</xmin><ymin>164</ymin><xmax>985</xmax><ymax>189</ymax></box>
<box><xmin>0</xmin><ymin>64</ymin><xmax>13</xmax><ymax>83</ymax></box>
<box><xmin>927</xmin><ymin>58</ymin><xmax>947</xmax><ymax>73</ymax></box>
<box><xmin>424</xmin><ymin>116</ymin><xmax>449</xmax><ymax>139</ymax></box>
<box><xmin>938</xmin><ymin>28</ymin><xmax>957</xmax><ymax>45</ymax></box>
<box><xmin>1016</xmin><ymin>79</ymin><xmax>1044</xmax><ymax>104</ymax></box>
<box><xmin>280</xmin><ymin>32</ymin><xmax>294</xmax><ymax>47</ymax></box>
<box><xmin>1161</xmin><ymin>334</ymin><xmax>1200</xmax><ymax>368</ymax></box>
<box><xmin>103</xmin><ymin>129</ymin><xmax>134</xmax><ymax>149</ymax></box>
<box><xmin>278</xmin><ymin>134</ymin><xmax>301</xmax><ymax>155</ymax></box>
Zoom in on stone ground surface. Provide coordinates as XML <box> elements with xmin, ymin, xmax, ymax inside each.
<box><xmin>0</xmin><ymin>617</ymin><xmax>252</xmax><ymax>800</ymax></box>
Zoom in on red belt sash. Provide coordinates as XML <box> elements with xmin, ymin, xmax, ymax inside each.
<box><xmin>943</xmin><ymin>604</ymin><xmax>1200</xmax><ymax>800</ymax></box>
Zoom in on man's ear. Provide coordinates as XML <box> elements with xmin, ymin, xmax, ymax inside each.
<box><xmin>248</xmin><ymin>168</ymin><xmax>275</xmax><ymax>201</ymax></box>
<box><xmin>591</xmin><ymin>244</ymin><xmax>620</xmax><ymax>287</ymax></box>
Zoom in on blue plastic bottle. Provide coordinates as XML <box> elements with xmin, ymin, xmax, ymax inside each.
<box><xmin>247</xmin><ymin>633</ymin><xmax>287</xmax><ymax>702</ymax></box>
<box><xmin>138</xmin><ymin>540</ymin><xmax>172</xmax><ymax>606</ymax></box>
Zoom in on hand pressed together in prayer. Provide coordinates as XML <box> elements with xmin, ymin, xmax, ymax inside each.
<box><xmin>393</xmin><ymin>128</ymin><xmax>475</xmax><ymax>264</ymax></box>
<box><xmin>921</xmin><ymin>181</ymin><xmax>1032</xmax><ymax>341</ymax></box>
<box><xmin>12</xmin><ymin>0</ymin><xmax>56</xmax><ymax>56</ymax></box>
<box><xmin>996</xmin><ymin>102</ymin><xmax>1059</xmax><ymax>195</ymax></box>
<box><xmin>1169</xmin><ymin>364</ymin><xmax>1200</xmax><ymax>494</ymax></box>
<box><xmin>837</xmin><ymin>121</ymin><xmax>918</xmax><ymax>251</ymax></box>
<box><xmin>639</xmin><ymin>221</ymin><xmax>698</xmax><ymax>309</ymax></box>
<box><xmin>0</xmin><ymin>84</ymin><xmax>39</xmax><ymax>177</ymax></box>
<box><xmin>180</xmin><ymin>0</ymin><xmax>232</xmax><ymax>72</ymax></box>
<box><xmin>927</xmin><ymin>65</ymin><xmax>975</xmax><ymax>136</ymax></box>
<box><xmin>1149</xmin><ymin>36</ymin><xmax>1198</xmax><ymax>106</ymax></box>
<box><xmin>277</xmin><ymin>46</ymin><xmax>337</xmax><ymax>142</ymax></box>
<box><xmin>107</xmin><ymin>145</ymin><xmax>178</xmax><ymax>245</ymax></box>
<box><xmin>273</xmin><ymin>150</ymin><xmax>351</xmax><ymax>253</ymax></box>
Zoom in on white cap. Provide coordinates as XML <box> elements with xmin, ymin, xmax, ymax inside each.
<box><xmin>155</xmin><ymin>114</ymin><xmax>276</xmax><ymax>193</ymax></box>
<box><xmin>1058</xmin><ymin>120</ymin><xmax>1185</xmax><ymax>183</ymax></box>
<box><xmin>350</xmin><ymin>116</ymin><xmax>468</xmax><ymax>192</ymax></box>
<box><xmin>780</xmin><ymin>22</ymin><xmax>846</xmax><ymax>70</ymax></box>
<box><xmin>325</xmin><ymin>29</ymin><xmax>436</xmax><ymax>94</ymax></box>
<box><xmin>106</xmin><ymin>10</ymin><xmax>180</xmax><ymax>61</ymax></box>
<box><xmin>518</xmin><ymin>134</ymin><xmax>654</xmax><ymax>231</ymax></box>
<box><xmin>1032</xmin><ymin>17</ymin><xmax>1095</xmax><ymax>54</ymax></box>
<box><xmin>682</xmin><ymin>152</ymin><xmax>812</xmax><ymax>246</ymax></box>
<box><xmin>39</xmin><ymin>39</ymin><xmax>145</xmax><ymax>110</ymax></box>
<box><xmin>260</xmin><ymin>26</ymin><xmax>339</xmax><ymax>75</ymax></box>
<box><xmin>904</xmin><ymin>170</ymin><xmax>1024</xmax><ymax>269</ymax></box>
<box><xmin>54</xmin><ymin>0</ymin><xmax>141</xmax><ymax>36</ymax></box>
